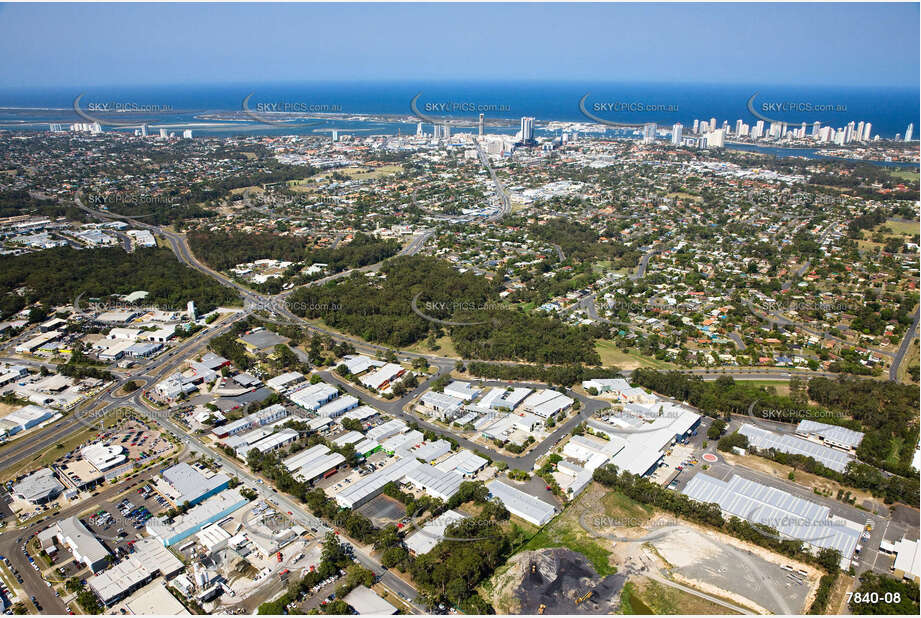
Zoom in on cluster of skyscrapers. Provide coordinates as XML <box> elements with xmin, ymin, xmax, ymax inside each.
<box><xmin>661</xmin><ymin>118</ymin><xmax>915</xmax><ymax>147</ymax></box>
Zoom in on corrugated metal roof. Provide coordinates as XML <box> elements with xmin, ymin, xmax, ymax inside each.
<box><xmin>796</xmin><ymin>420</ymin><xmax>864</xmax><ymax>449</ymax></box>
<box><xmin>739</xmin><ymin>424</ymin><xmax>852</xmax><ymax>472</ymax></box>
<box><xmin>682</xmin><ymin>473</ymin><xmax>860</xmax><ymax>564</ymax></box>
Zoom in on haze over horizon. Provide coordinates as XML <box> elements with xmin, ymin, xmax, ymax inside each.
<box><xmin>0</xmin><ymin>2</ymin><xmax>918</xmax><ymax>90</ymax></box>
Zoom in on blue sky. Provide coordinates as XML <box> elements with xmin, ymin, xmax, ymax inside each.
<box><xmin>0</xmin><ymin>2</ymin><xmax>917</xmax><ymax>89</ymax></box>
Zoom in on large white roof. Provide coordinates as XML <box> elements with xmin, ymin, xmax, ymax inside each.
<box><xmin>683</xmin><ymin>473</ymin><xmax>860</xmax><ymax>566</ymax></box>
<box><xmin>739</xmin><ymin>424</ymin><xmax>852</xmax><ymax>472</ymax></box>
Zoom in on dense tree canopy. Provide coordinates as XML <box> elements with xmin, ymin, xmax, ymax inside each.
<box><xmin>0</xmin><ymin>246</ymin><xmax>238</xmax><ymax>319</ymax></box>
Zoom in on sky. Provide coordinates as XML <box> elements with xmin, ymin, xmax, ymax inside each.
<box><xmin>0</xmin><ymin>2</ymin><xmax>918</xmax><ymax>90</ymax></box>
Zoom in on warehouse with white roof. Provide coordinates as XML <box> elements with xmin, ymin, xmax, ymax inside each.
<box><xmin>682</xmin><ymin>472</ymin><xmax>861</xmax><ymax>569</ymax></box>
<box><xmin>435</xmin><ymin>450</ymin><xmax>489</xmax><ymax>476</ymax></box>
<box><xmin>405</xmin><ymin>510</ymin><xmax>468</xmax><ymax>555</ymax></box>
<box><xmin>418</xmin><ymin>391</ymin><xmax>465</xmax><ymax>420</ymax></box>
<box><xmin>403</xmin><ymin>464</ymin><xmax>463</xmax><ymax>501</ymax></box>
<box><xmin>739</xmin><ymin>424</ymin><xmax>853</xmax><ymax>473</ymax></box>
<box><xmin>289</xmin><ymin>382</ymin><xmax>339</xmax><ymax>411</ymax></box>
<box><xmin>522</xmin><ymin>389</ymin><xmax>574</xmax><ymax>418</ymax></box>
<box><xmin>795</xmin><ymin>420</ymin><xmax>864</xmax><ymax>453</ymax></box>
<box><xmin>367</xmin><ymin>418</ymin><xmax>407</xmax><ymax>441</ymax></box>
<box><xmin>486</xmin><ymin>480</ymin><xmax>557</xmax><ymax>526</ymax></box>
<box><xmin>443</xmin><ymin>381</ymin><xmax>480</xmax><ymax>401</ymax></box>
<box><xmin>316</xmin><ymin>394</ymin><xmax>359</xmax><ymax>418</ymax></box>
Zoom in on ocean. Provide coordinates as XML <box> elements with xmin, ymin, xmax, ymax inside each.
<box><xmin>0</xmin><ymin>80</ymin><xmax>917</xmax><ymax>141</ymax></box>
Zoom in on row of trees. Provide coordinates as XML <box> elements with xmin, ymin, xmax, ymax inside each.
<box><xmin>465</xmin><ymin>361</ymin><xmax>615</xmax><ymax>387</ymax></box>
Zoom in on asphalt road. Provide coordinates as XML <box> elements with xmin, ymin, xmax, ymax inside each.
<box><xmin>0</xmin><ymin>465</ymin><xmax>164</xmax><ymax>614</ymax></box>
<box><xmin>319</xmin><ymin>370</ymin><xmax>609</xmax><ymax>469</ymax></box>
<box><xmin>889</xmin><ymin>308</ymin><xmax>920</xmax><ymax>381</ymax></box>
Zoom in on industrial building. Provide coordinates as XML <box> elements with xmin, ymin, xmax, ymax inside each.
<box><xmin>435</xmin><ymin>449</ymin><xmax>489</xmax><ymax>477</ymax></box>
<box><xmin>405</xmin><ymin>510</ymin><xmax>467</xmax><ymax>555</ymax></box>
<box><xmin>403</xmin><ymin>463</ymin><xmax>463</xmax><ymax>501</ymax></box>
<box><xmin>316</xmin><ymin>394</ymin><xmax>359</xmax><ymax>418</ymax></box>
<box><xmin>48</xmin><ymin>516</ymin><xmax>111</xmax><ymax>573</ymax></box>
<box><xmin>586</xmin><ymin>406</ymin><xmax>701</xmax><ymax>476</ymax></box>
<box><xmin>15</xmin><ymin>331</ymin><xmax>62</xmax><ymax>354</ymax></box>
<box><xmin>158</xmin><ymin>463</ymin><xmax>231</xmax><ymax>507</ymax></box>
<box><xmin>358</xmin><ymin>362</ymin><xmax>405</xmax><ymax>392</ymax></box>
<box><xmin>87</xmin><ymin>538</ymin><xmax>184</xmax><ymax>605</ymax></box>
<box><xmin>124</xmin><ymin>582</ymin><xmax>190</xmax><ymax>615</ymax></box>
<box><xmin>381</xmin><ymin>430</ymin><xmax>424</xmax><ymax>455</ymax></box>
<box><xmin>418</xmin><ymin>391</ymin><xmax>465</xmax><ymax>420</ymax></box>
<box><xmin>443</xmin><ymin>381</ymin><xmax>481</xmax><ymax>401</ymax></box>
<box><xmin>146</xmin><ymin>489</ymin><xmax>248</xmax><ymax>546</ymax></box>
<box><xmin>265</xmin><ymin>371</ymin><xmax>306</xmax><ymax>392</ymax></box>
<box><xmin>332</xmin><ymin>430</ymin><xmax>364</xmax><ymax>447</ymax></box>
<box><xmin>353</xmin><ymin>438</ymin><xmax>381</xmax><ymax>457</ymax></box>
<box><xmin>682</xmin><ymin>472</ymin><xmax>861</xmax><ymax>569</ymax></box>
<box><xmin>343</xmin><ymin>585</ymin><xmax>398</xmax><ymax>615</ymax></box>
<box><xmin>12</xmin><ymin>467</ymin><xmax>64</xmax><ymax>504</ymax></box>
<box><xmin>246</xmin><ymin>428</ymin><xmax>299</xmax><ymax>455</ymax></box>
<box><xmin>289</xmin><ymin>382</ymin><xmax>339</xmax><ymax>411</ymax></box>
<box><xmin>795</xmin><ymin>420</ymin><xmax>865</xmax><ymax>453</ymax></box>
<box><xmin>1</xmin><ymin>404</ymin><xmax>54</xmax><ymax>435</ymax></box>
<box><xmin>738</xmin><ymin>423</ymin><xmax>853</xmax><ymax>473</ymax></box>
<box><xmin>284</xmin><ymin>444</ymin><xmax>346</xmax><ymax>482</ymax></box>
<box><xmin>367</xmin><ymin>418</ymin><xmax>407</xmax><ymax>441</ymax></box>
<box><xmin>210</xmin><ymin>403</ymin><xmax>288</xmax><ymax>439</ymax></box>
<box><xmin>521</xmin><ymin>389</ymin><xmax>574</xmax><ymax>418</ymax></box>
<box><xmin>339</xmin><ymin>354</ymin><xmax>385</xmax><ymax>376</ymax></box>
<box><xmin>882</xmin><ymin>537</ymin><xmax>921</xmax><ymax>583</ymax></box>
<box><xmin>335</xmin><ymin>456</ymin><xmax>462</xmax><ymax>509</ymax></box>
<box><xmin>485</xmin><ymin>480</ymin><xmax>557</xmax><ymax>526</ymax></box>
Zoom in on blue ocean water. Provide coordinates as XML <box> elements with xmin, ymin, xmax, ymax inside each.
<box><xmin>0</xmin><ymin>80</ymin><xmax>917</xmax><ymax>139</ymax></box>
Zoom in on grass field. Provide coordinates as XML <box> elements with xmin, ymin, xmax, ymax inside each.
<box><xmin>665</xmin><ymin>192</ymin><xmax>702</xmax><ymax>202</ymax></box>
<box><xmin>601</xmin><ymin>490</ymin><xmax>654</xmax><ymax>523</ymax></box>
<box><xmin>622</xmin><ymin>577</ymin><xmax>739</xmax><ymax>614</ymax></box>
<box><xmin>876</xmin><ymin>219</ymin><xmax>920</xmax><ymax>237</ymax></box>
<box><xmin>889</xmin><ymin>169</ymin><xmax>920</xmax><ymax>182</ymax></box>
<box><xmin>740</xmin><ymin>379</ymin><xmax>791</xmax><ymax>397</ymax></box>
<box><xmin>288</xmin><ymin>164</ymin><xmax>403</xmax><ymax>191</ymax></box>
<box><xmin>595</xmin><ymin>340</ymin><xmax>677</xmax><ymax>371</ymax></box>
<box><xmin>405</xmin><ymin>334</ymin><xmax>458</xmax><ymax>358</ymax></box>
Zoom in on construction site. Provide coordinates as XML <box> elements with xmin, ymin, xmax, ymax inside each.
<box><xmin>484</xmin><ymin>481</ymin><xmax>826</xmax><ymax>614</ymax></box>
